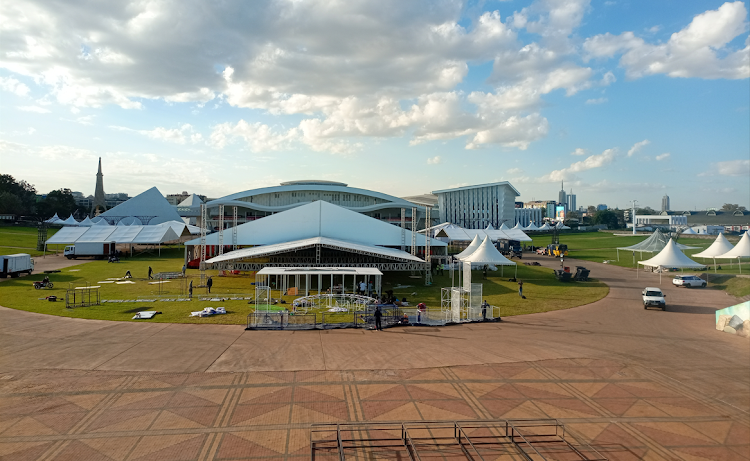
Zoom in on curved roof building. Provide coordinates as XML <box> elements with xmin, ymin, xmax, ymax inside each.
<box><xmin>205</xmin><ymin>180</ymin><xmax>425</xmax><ymax>227</ymax></box>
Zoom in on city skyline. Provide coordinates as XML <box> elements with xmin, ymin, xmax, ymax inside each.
<box><xmin>1</xmin><ymin>0</ymin><xmax>748</xmax><ymax>210</ymax></box>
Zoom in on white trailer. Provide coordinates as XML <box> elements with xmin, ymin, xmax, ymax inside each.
<box><xmin>64</xmin><ymin>241</ymin><xmax>116</xmax><ymax>259</ymax></box>
<box><xmin>0</xmin><ymin>254</ymin><xmax>34</xmax><ymax>278</ymax></box>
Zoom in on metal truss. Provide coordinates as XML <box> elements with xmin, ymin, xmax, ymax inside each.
<box><xmin>311</xmin><ymin>419</ymin><xmax>607</xmax><ymax>461</ymax></box>
<box><xmin>199</xmin><ymin>204</ymin><xmax>207</xmax><ymax>287</ymax></box>
<box><xmin>232</xmin><ymin>206</ymin><xmax>238</xmax><ymax>250</ymax></box>
<box><xmin>214</xmin><ymin>262</ymin><xmax>426</xmax><ymax>271</ymax></box>
<box><xmin>218</xmin><ymin>204</ymin><xmax>224</xmax><ymax>255</ymax></box>
<box><xmin>98</xmin><ymin>215</ymin><xmax>156</xmax><ymax>225</ymax></box>
<box><xmin>401</xmin><ymin>207</ymin><xmax>406</xmax><ymax>252</ymax></box>
<box><xmin>411</xmin><ymin>206</ymin><xmax>417</xmax><ymax>256</ymax></box>
<box><xmin>425</xmin><ymin>205</ymin><xmax>432</xmax><ymax>286</ymax></box>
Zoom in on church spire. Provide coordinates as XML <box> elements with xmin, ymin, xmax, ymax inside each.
<box><xmin>91</xmin><ymin>157</ymin><xmax>107</xmax><ymax>216</ymax></box>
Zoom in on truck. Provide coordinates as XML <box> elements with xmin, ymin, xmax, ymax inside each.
<box><xmin>496</xmin><ymin>239</ymin><xmax>522</xmax><ymax>259</ymax></box>
<box><xmin>0</xmin><ymin>253</ymin><xmax>34</xmax><ymax>278</ymax></box>
<box><xmin>64</xmin><ymin>241</ymin><xmax>116</xmax><ymax>260</ymax></box>
<box><xmin>642</xmin><ymin>287</ymin><xmax>666</xmax><ymax>310</ymax></box>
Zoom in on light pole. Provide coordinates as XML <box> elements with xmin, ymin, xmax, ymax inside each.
<box><xmin>630</xmin><ymin>200</ymin><xmax>638</xmax><ymax>235</ymax></box>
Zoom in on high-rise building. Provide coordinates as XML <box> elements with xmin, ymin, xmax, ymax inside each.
<box><xmin>661</xmin><ymin>194</ymin><xmax>670</xmax><ymax>212</ymax></box>
<box><xmin>433</xmin><ymin>182</ymin><xmax>519</xmax><ymax>228</ymax></box>
<box><xmin>567</xmin><ymin>189</ymin><xmax>576</xmax><ymax>214</ymax></box>
<box><xmin>558</xmin><ymin>181</ymin><xmax>567</xmax><ymax>211</ymax></box>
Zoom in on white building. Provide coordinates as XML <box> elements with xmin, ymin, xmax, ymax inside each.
<box><xmin>631</xmin><ymin>214</ymin><xmax>688</xmax><ymax>230</ymax></box>
<box><xmin>514</xmin><ymin>208</ymin><xmax>543</xmax><ymax>228</ymax></box>
<box><xmin>433</xmin><ymin>182</ymin><xmax>519</xmax><ymax>229</ymax></box>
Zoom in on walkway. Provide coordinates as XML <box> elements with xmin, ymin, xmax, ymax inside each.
<box><xmin>0</xmin><ymin>256</ymin><xmax>748</xmax><ymax>460</ymax></box>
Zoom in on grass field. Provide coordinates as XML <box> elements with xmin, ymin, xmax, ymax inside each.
<box><xmin>0</xmin><ymin>247</ymin><xmax>609</xmax><ymax>324</ymax></box>
<box><xmin>0</xmin><ymin>225</ymin><xmax>60</xmax><ymax>256</ymax></box>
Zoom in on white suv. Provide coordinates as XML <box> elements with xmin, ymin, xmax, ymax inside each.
<box><xmin>642</xmin><ymin>287</ymin><xmax>666</xmax><ymax>310</ymax></box>
<box><xmin>672</xmin><ymin>275</ymin><xmax>706</xmax><ymax>288</ymax></box>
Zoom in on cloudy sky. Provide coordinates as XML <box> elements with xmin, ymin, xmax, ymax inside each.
<box><xmin>1</xmin><ymin>0</ymin><xmax>748</xmax><ymax>210</ymax></box>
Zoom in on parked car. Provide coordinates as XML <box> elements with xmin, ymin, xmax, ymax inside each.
<box><xmin>642</xmin><ymin>287</ymin><xmax>666</xmax><ymax>310</ymax></box>
<box><xmin>672</xmin><ymin>275</ymin><xmax>706</xmax><ymax>288</ymax></box>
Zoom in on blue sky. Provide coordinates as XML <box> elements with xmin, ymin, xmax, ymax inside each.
<box><xmin>1</xmin><ymin>0</ymin><xmax>748</xmax><ymax>210</ymax></box>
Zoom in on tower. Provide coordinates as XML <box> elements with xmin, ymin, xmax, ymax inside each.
<box><xmin>661</xmin><ymin>194</ymin><xmax>670</xmax><ymax>212</ymax></box>
<box><xmin>91</xmin><ymin>157</ymin><xmax>107</xmax><ymax>216</ymax></box>
<box><xmin>567</xmin><ymin>188</ymin><xmax>576</xmax><ymax>213</ymax></box>
<box><xmin>558</xmin><ymin>181</ymin><xmax>567</xmax><ymax>211</ymax></box>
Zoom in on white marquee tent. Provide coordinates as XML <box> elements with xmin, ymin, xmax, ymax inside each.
<box><xmin>715</xmin><ymin>232</ymin><xmax>750</xmax><ymax>273</ymax></box>
<box><xmin>538</xmin><ymin>222</ymin><xmax>551</xmax><ymax>231</ymax></box>
<box><xmin>97</xmin><ymin>187</ymin><xmax>182</xmax><ymax>225</ymax></box>
<box><xmin>455</xmin><ymin>235</ymin><xmax>482</xmax><ymax>259</ymax></box>
<box><xmin>694</xmin><ymin>233</ymin><xmax>734</xmax><ymax>258</ymax></box>
<box><xmin>525</xmin><ymin>221</ymin><xmax>539</xmax><ymax>231</ymax></box>
<box><xmin>60</xmin><ymin>215</ymin><xmax>79</xmax><ymax>226</ymax></box>
<box><xmin>638</xmin><ymin>238</ymin><xmax>705</xmax><ymax>282</ymax></box>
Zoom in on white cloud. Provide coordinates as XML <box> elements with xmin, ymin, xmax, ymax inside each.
<box><xmin>655</xmin><ymin>153</ymin><xmax>670</xmax><ymax>161</ymax></box>
<box><xmin>542</xmin><ymin>148</ymin><xmax>618</xmax><ymax>181</ymax></box>
<box><xmin>571</xmin><ymin>148</ymin><xmax>586</xmax><ymax>156</ymax></box>
<box><xmin>0</xmin><ymin>76</ymin><xmax>30</xmax><ymax>96</ymax></box>
<box><xmin>427</xmin><ymin>156</ymin><xmax>443</xmax><ymax>165</ymax></box>
<box><xmin>111</xmin><ymin>124</ymin><xmax>202</xmax><ymax>145</ymax></box>
<box><xmin>585</xmin><ymin>98</ymin><xmax>607</xmax><ymax>104</ymax></box>
<box><xmin>712</xmin><ymin>159</ymin><xmax>750</xmax><ymax>176</ymax></box>
<box><xmin>627</xmin><ymin>139</ymin><xmax>650</xmax><ymax>157</ymax></box>
<box><xmin>506</xmin><ymin>167</ymin><xmax>524</xmax><ymax>175</ymax></box>
<box><xmin>17</xmin><ymin>105</ymin><xmax>50</xmax><ymax>113</ymax></box>
<box><xmin>584</xmin><ymin>2</ymin><xmax>750</xmax><ymax>79</ymax></box>
<box><xmin>210</xmin><ymin>120</ymin><xmax>298</xmax><ymax>152</ymax></box>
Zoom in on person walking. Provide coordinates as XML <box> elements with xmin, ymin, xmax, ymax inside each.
<box><xmin>481</xmin><ymin>300</ymin><xmax>488</xmax><ymax>321</ymax></box>
<box><xmin>518</xmin><ymin>280</ymin><xmax>524</xmax><ymax>298</ymax></box>
<box><xmin>182</xmin><ymin>264</ymin><xmax>186</xmax><ymax>277</ymax></box>
<box><xmin>374</xmin><ymin>306</ymin><xmax>382</xmax><ymax>331</ymax></box>
<box><xmin>207</xmin><ymin>276</ymin><xmax>213</xmax><ymax>294</ymax></box>
<box><xmin>188</xmin><ymin>280</ymin><xmax>193</xmax><ymax>299</ymax></box>
<box><xmin>359</xmin><ymin>280</ymin><xmax>366</xmax><ymax>296</ymax></box>
<box><xmin>148</xmin><ymin>266</ymin><xmax>153</xmax><ymax>279</ymax></box>
<box><xmin>368</xmin><ymin>280</ymin><xmax>374</xmax><ymax>297</ymax></box>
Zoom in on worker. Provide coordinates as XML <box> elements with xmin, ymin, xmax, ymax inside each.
<box><xmin>374</xmin><ymin>306</ymin><xmax>382</xmax><ymax>331</ymax></box>
<box><xmin>481</xmin><ymin>300</ymin><xmax>489</xmax><ymax>321</ymax></box>
<box><xmin>148</xmin><ymin>266</ymin><xmax>153</xmax><ymax>279</ymax></box>
<box><xmin>207</xmin><ymin>276</ymin><xmax>213</xmax><ymax>294</ymax></box>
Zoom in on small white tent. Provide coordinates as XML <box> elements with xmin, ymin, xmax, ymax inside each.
<box><xmin>485</xmin><ymin>224</ymin><xmax>495</xmax><ymax>231</ymax></box>
<box><xmin>715</xmin><ymin>232</ymin><xmax>750</xmax><ymax>274</ymax></box>
<box><xmin>525</xmin><ymin>221</ymin><xmax>539</xmax><ymax>231</ymax></box>
<box><xmin>693</xmin><ymin>233</ymin><xmax>735</xmax><ymax>274</ymax></box>
<box><xmin>538</xmin><ymin>222</ymin><xmax>551</xmax><ymax>231</ymax></box>
<box><xmin>61</xmin><ymin>215</ymin><xmax>79</xmax><ymax>226</ymax></box>
<box><xmin>45</xmin><ymin>213</ymin><xmax>60</xmax><ymax>224</ymax></box>
<box><xmin>459</xmin><ymin>236</ymin><xmax>517</xmax><ymax>277</ymax></box>
<box><xmin>79</xmin><ymin>216</ymin><xmax>95</xmax><ymax>226</ymax></box>
<box><xmin>682</xmin><ymin>227</ymin><xmax>698</xmax><ymax>235</ymax></box>
<box><xmin>455</xmin><ymin>235</ymin><xmax>482</xmax><ymax>259</ymax></box>
<box><xmin>512</xmin><ymin>222</ymin><xmax>522</xmax><ymax>230</ymax></box>
<box><xmin>499</xmin><ymin>223</ymin><xmax>510</xmax><ymax>231</ymax></box>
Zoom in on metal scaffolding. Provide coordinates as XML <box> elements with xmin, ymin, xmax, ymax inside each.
<box><xmin>425</xmin><ymin>205</ymin><xmax>432</xmax><ymax>286</ymax></box>
<box><xmin>232</xmin><ymin>206</ymin><xmax>238</xmax><ymax>250</ymax></box>
<box><xmin>199</xmin><ymin>203</ymin><xmax>207</xmax><ymax>287</ymax></box>
<box><xmin>218</xmin><ymin>204</ymin><xmax>225</xmax><ymax>255</ymax></box>
<box><xmin>311</xmin><ymin>419</ymin><xmax>608</xmax><ymax>461</ymax></box>
<box><xmin>400</xmin><ymin>208</ymin><xmax>406</xmax><ymax>252</ymax></box>
<box><xmin>411</xmin><ymin>206</ymin><xmax>417</xmax><ymax>256</ymax></box>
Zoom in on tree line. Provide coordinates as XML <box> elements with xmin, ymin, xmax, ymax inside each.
<box><xmin>0</xmin><ymin>174</ymin><xmax>85</xmax><ymax>221</ymax></box>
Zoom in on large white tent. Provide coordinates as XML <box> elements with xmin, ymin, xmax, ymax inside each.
<box><xmin>185</xmin><ymin>200</ymin><xmax>445</xmax><ymax>249</ymax></box>
<box><xmin>455</xmin><ymin>235</ymin><xmax>482</xmax><ymax>259</ymax></box>
<box><xmin>45</xmin><ymin>225</ymin><xmax>181</xmax><ymax>253</ymax></box>
<box><xmin>617</xmin><ymin>229</ymin><xmax>700</xmax><ymax>260</ymax></box>
<box><xmin>97</xmin><ymin>187</ymin><xmax>182</xmax><ymax>225</ymax></box>
<box><xmin>434</xmin><ymin>225</ymin><xmax>531</xmax><ymax>243</ymax></box>
<box><xmin>694</xmin><ymin>233</ymin><xmax>734</xmax><ymax>258</ymax></box>
<box><xmin>638</xmin><ymin>238</ymin><xmax>705</xmax><ymax>282</ymax></box>
<box><xmin>715</xmin><ymin>232</ymin><xmax>750</xmax><ymax>274</ymax></box>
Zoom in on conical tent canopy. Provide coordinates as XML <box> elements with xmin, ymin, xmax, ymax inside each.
<box><xmin>486</xmin><ymin>224</ymin><xmax>495</xmax><ymax>230</ymax></box>
<box><xmin>693</xmin><ymin>233</ymin><xmax>734</xmax><ymax>258</ymax></box>
<box><xmin>93</xmin><ymin>217</ymin><xmax>110</xmax><ymax>226</ymax></box>
<box><xmin>619</xmin><ymin>229</ymin><xmax>699</xmax><ymax>252</ymax></box>
<box><xmin>715</xmin><ymin>232</ymin><xmax>750</xmax><ymax>259</ymax></box>
<box><xmin>45</xmin><ymin>213</ymin><xmax>60</xmax><ymax>223</ymax></box>
<box><xmin>78</xmin><ymin>216</ymin><xmax>94</xmax><ymax>226</ymax></box>
<box><xmin>460</xmin><ymin>236</ymin><xmax>516</xmax><ymax>266</ymax></box>
<box><xmin>512</xmin><ymin>222</ymin><xmax>522</xmax><ymax>229</ymax></box>
<box><xmin>455</xmin><ymin>235</ymin><xmax>483</xmax><ymax>259</ymax></box>
<box><xmin>499</xmin><ymin>223</ymin><xmax>510</xmax><ymax>230</ymax></box>
<box><xmin>61</xmin><ymin>215</ymin><xmax>79</xmax><ymax>226</ymax></box>
<box><xmin>638</xmin><ymin>238</ymin><xmax>704</xmax><ymax>268</ymax></box>
<box><xmin>525</xmin><ymin>221</ymin><xmax>539</xmax><ymax>230</ymax></box>
<box><xmin>682</xmin><ymin>227</ymin><xmax>698</xmax><ymax>234</ymax></box>
<box><xmin>538</xmin><ymin>222</ymin><xmax>551</xmax><ymax>230</ymax></box>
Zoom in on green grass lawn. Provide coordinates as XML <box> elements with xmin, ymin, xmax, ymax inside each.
<box><xmin>0</xmin><ymin>225</ymin><xmax>60</xmax><ymax>256</ymax></box>
<box><xmin>707</xmin><ymin>275</ymin><xmax>750</xmax><ymax>298</ymax></box>
<box><xmin>0</xmin><ymin>248</ymin><xmax>609</xmax><ymax>324</ymax></box>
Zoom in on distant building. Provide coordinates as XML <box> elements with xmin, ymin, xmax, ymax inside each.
<box><xmin>558</xmin><ymin>181</ymin><xmax>567</xmax><ymax>212</ymax></box>
<box><xmin>514</xmin><ymin>208</ymin><xmax>543</xmax><ymax>227</ymax></box>
<box><xmin>597</xmin><ymin>204</ymin><xmax>608</xmax><ymax>211</ymax></box>
<box><xmin>433</xmin><ymin>182</ymin><xmax>519</xmax><ymax>228</ymax></box>
<box><xmin>661</xmin><ymin>195</ymin><xmax>670</xmax><ymax>212</ymax></box>
<box><xmin>166</xmin><ymin>191</ymin><xmax>207</xmax><ymax>206</ymax></box>
<box><xmin>631</xmin><ymin>214</ymin><xmax>687</xmax><ymax>230</ymax></box>
<box><xmin>515</xmin><ymin>201</ymin><xmax>524</xmax><ymax>208</ymax></box>
<box><xmin>567</xmin><ymin>191</ymin><xmax>576</xmax><ymax>214</ymax></box>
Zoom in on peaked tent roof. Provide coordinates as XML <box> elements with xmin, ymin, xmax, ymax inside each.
<box><xmin>638</xmin><ymin>238</ymin><xmax>704</xmax><ymax>268</ymax></box>
<box><xmin>46</xmin><ymin>224</ymin><xmax>181</xmax><ymax>245</ymax></box>
<box><xmin>92</xmin><ymin>217</ymin><xmax>110</xmax><ymax>226</ymax></box>
<box><xmin>61</xmin><ymin>215</ymin><xmax>79</xmax><ymax>226</ymax></box>
<box><xmin>460</xmin><ymin>237</ymin><xmax>516</xmax><ymax>266</ymax></box>
<box><xmin>207</xmin><ymin>236</ymin><xmax>424</xmax><ymax>265</ymax></box>
<box><xmin>682</xmin><ymin>227</ymin><xmax>698</xmax><ymax>234</ymax></box>
<box><xmin>486</xmin><ymin>224</ymin><xmax>495</xmax><ymax>230</ymax></box>
<box><xmin>45</xmin><ymin>227</ymin><xmax>89</xmax><ymax>244</ymax></box>
<box><xmin>177</xmin><ymin>194</ymin><xmax>204</xmax><ymax>207</ymax></box>
<box><xmin>538</xmin><ymin>223</ymin><xmax>551</xmax><ymax>230</ymax></box>
<box><xmin>619</xmin><ymin>229</ymin><xmax>699</xmax><ymax>252</ymax></box>
<box><xmin>98</xmin><ymin>187</ymin><xmax>182</xmax><ymax>225</ymax></box>
<box><xmin>45</xmin><ymin>213</ymin><xmax>60</xmax><ymax>223</ymax></box>
<box><xmin>512</xmin><ymin>222</ymin><xmax>522</xmax><ymax>229</ymax></box>
<box><xmin>455</xmin><ymin>235</ymin><xmax>482</xmax><ymax>259</ymax></box>
<box><xmin>499</xmin><ymin>223</ymin><xmax>510</xmax><ymax>230</ymax></box>
<box><xmin>79</xmin><ymin>216</ymin><xmax>95</xmax><ymax>227</ymax></box>
<box><xmin>715</xmin><ymin>232</ymin><xmax>750</xmax><ymax>259</ymax></box>
<box><xmin>693</xmin><ymin>233</ymin><xmax>734</xmax><ymax>258</ymax></box>
<box><xmin>185</xmin><ymin>200</ymin><xmax>445</xmax><ymax>248</ymax></box>
<box><xmin>525</xmin><ymin>221</ymin><xmax>539</xmax><ymax>230</ymax></box>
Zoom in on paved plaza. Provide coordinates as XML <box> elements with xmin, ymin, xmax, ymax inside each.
<box><xmin>0</xmin><ymin>256</ymin><xmax>748</xmax><ymax>460</ymax></box>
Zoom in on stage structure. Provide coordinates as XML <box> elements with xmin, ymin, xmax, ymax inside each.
<box><xmin>425</xmin><ymin>205</ymin><xmax>432</xmax><ymax>286</ymax></box>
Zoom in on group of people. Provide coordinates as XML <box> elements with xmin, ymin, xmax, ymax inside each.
<box><xmin>357</xmin><ymin>280</ymin><xmax>375</xmax><ymax>297</ymax></box>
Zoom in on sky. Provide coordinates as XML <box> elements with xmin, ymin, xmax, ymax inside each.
<box><xmin>1</xmin><ymin>0</ymin><xmax>748</xmax><ymax>211</ymax></box>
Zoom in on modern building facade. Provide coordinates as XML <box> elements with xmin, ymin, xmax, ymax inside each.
<box><xmin>432</xmin><ymin>182</ymin><xmax>519</xmax><ymax>228</ymax></box>
<box><xmin>661</xmin><ymin>195</ymin><xmax>670</xmax><ymax>212</ymax></box>
<box><xmin>558</xmin><ymin>182</ymin><xmax>567</xmax><ymax>212</ymax></box>
<box><xmin>514</xmin><ymin>208</ymin><xmax>543</xmax><ymax>227</ymax></box>
<box><xmin>203</xmin><ymin>180</ymin><xmax>427</xmax><ymax>231</ymax></box>
<box><xmin>567</xmin><ymin>192</ymin><xmax>576</xmax><ymax>214</ymax></box>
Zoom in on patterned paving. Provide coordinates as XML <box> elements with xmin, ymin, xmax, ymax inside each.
<box><xmin>1</xmin><ymin>358</ymin><xmax>748</xmax><ymax>460</ymax></box>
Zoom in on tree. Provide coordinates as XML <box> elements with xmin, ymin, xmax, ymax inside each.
<box><xmin>37</xmin><ymin>189</ymin><xmax>78</xmax><ymax>219</ymax></box>
<box><xmin>721</xmin><ymin>203</ymin><xmax>746</xmax><ymax>212</ymax></box>
<box><xmin>587</xmin><ymin>205</ymin><xmax>596</xmax><ymax>214</ymax></box>
<box><xmin>636</xmin><ymin>207</ymin><xmax>656</xmax><ymax>215</ymax></box>
<box><xmin>0</xmin><ymin>174</ymin><xmax>37</xmax><ymax>216</ymax></box>
<box><xmin>593</xmin><ymin>209</ymin><xmax>620</xmax><ymax>229</ymax></box>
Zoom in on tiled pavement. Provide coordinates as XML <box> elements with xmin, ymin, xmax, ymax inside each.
<box><xmin>1</xmin><ymin>358</ymin><xmax>748</xmax><ymax>461</ymax></box>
